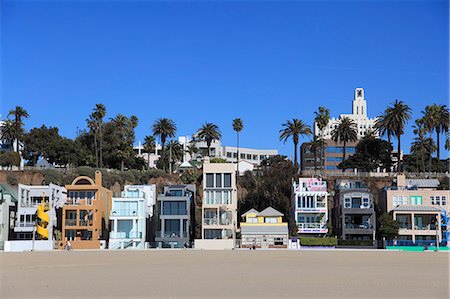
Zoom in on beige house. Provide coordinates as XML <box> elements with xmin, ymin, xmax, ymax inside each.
<box><xmin>201</xmin><ymin>157</ymin><xmax>237</xmax><ymax>241</ymax></box>
<box><xmin>381</xmin><ymin>174</ymin><xmax>449</xmax><ymax>245</ymax></box>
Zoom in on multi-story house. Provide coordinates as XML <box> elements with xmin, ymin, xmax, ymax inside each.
<box><xmin>380</xmin><ymin>174</ymin><xmax>449</xmax><ymax>245</ymax></box>
<box><xmin>155</xmin><ymin>185</ymin><xmax>194</xmax><ymax>248</ymax></box>
<box><xmin>0</xmin><ymin>184</ymin><xmax>17</xmax><ymax>250</ymax></box>
<box><xmin>240</xmin><ymin>207</ymin><xmax>289</xmax><ymax>248</ymax></box>
<box><xmin>61</xmin><ymin>171</ymin><xmax>112</xmax><ymax>249</ymax></box>
<box><xmin>201</xmin><ymin>158</ymin><xmax>237</xmax><ymax>241</ymax></box>
<box><xmin>110</xmin><ymin>185</ymin><xmax>155</xmax><ymax>249</ymax></box>
<box><xmin>333</xmin><ymin>180</ymin><xmax>376</xmax><ymax>242</ymax></box>
<box><xmin>14</xmin><ymin>184</ymin><xmax>66</xmax><ymax>241</ymax></box>
<box><xmin>293</xmin><ymin>178</ymin><xmax>328</xmax><ymax>235</ymax></box>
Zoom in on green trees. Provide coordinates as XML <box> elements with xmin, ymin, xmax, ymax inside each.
<box><xmin>279</xmin><ymin>119</ymin><xmax>311</xmax><ymax>168</ymax></box>
<box><xmin>143</xmin><ymin>135</ymin><xmax>156</xmax><ymax>170</ymax></box>
<box><xmin>308</xmin><ymin>136</ymin><xmax>323</xmax><ymax>173</ymax></box>
<box><xmin>0</xmin><ymin>120</ymin><xmax>16</xmax><ymax>148</ymax></box>
<box><xmin>197</xmin><ymin>122</ymin><xmax>222</xmax><ymax>157</ymax></box>
<box><xmin>331</xmin><ymin>117</ymin><xmax>357</xmax><ymax>172</ymax></box>
<box><xmin>7</xmin><ymin>106</ymin><xmax>29</xmax><ymax>152</ymax></box>
<box><xmin>339</xmin><ymin>137</ymin><xmax>392</xmax><ymax>172</ymax></box>
<box><xmin>374</xmin><ymin>111</ymin><xmax>394</xmax><ymax>145</ymax></box>
<box><xmin>410</xmin><ymin>118</ymin><xmax>435</xmax><ymax>172</ymax></box>
<box><xmin>386</xmin><ymin>100</ymin><xmax>412</xmax><ymax>171</ymax></box>
<box><xmin>152</xmin><ymin>118</ymin><xmax>176</xmax><ymax>170</ymax></box>
<box><xmin>377</xmin><ymin>213</ymin><xmax>400</xmax><ymax>240</ymax></box>
<box><xmin>422</xmin><ymin>104</ymin><xmax>449</xmax><ymax>161</ymax></box>
<box><xmin>110</xmin><ymin>114</ymin><xmax>139</xmax><ymax>171</ymax></box>
<box><xmin>314</xmin><ymin>106</ymin><xmax>330</xmax><ymax>171</ymax></box>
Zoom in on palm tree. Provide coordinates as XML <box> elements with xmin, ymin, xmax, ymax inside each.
<box><xmin>374</xmin><ymin>111</ymin><xmax>394</xmax><ymax>145</ymax></box>
<box><xmin>152</xmin><ymin>118</ymin><xmax>176</xmax><ymax>156</ymax></box>
<box><xmin>93</xmin><ymin>104</ymin><xmax>106</xmax><ymax>168</ymax></box>
<box><xmin>331</xmin><ymin>117</ymin><xmax>358</xmax><ymax>172</ymax></box>
<box><xmin>86</xmin><ymin>115</ymin><xmax>99</xmax><ymax>167</ymax></box>
<box><xmin>7</xmin><ymin>106</ymin><xmax>29</xmax><ymax>152</ymax></box>
<box><xmin>143</xmin><ymin>135</ymin><xmax>156</xmax><ymax>170</ymax></box>
<box><xmin>197</xmin><ymin>122</ymin><xmax>222</xmax><ymax>157</ymax></box>
<box><xmin>111</xmin><ymin>114</ymin><xmax>131</xmax><ymax>171</ymax></box>
<box><xmin>446</xmin><ymin>131</ymin><xmax>450</xmax><ymax>151</ymax></box>
<box><xmin>411</xmin><ymin>118</ymin><xmax>430</xmax><ymax>172</ymax></box>
<box><xmin>279</xmin><ymin>119</ymin><xmax>312</xmax><ymax>168</ymax></box>
<box><xmin>0</xmin><ymin>120</ymin><xmax>15</xmax><ymax>147</ymax></box>
<box><xmin>186</xmin><ymin>143</ymin><xmax>198</xmax><ymax>161</ymax></box>
<box><xmin>386</xmin><ymin>100</ymin><xmax>412</xmax><ymax>172</ymax></box>
<box><xmin>423</xmin><ymin>104</ymin><xmax>449</xmax><ymax>161</ymax></box>
<box><xmin>314</xmin><ymin>107</ymin><xmax>330</xmax><ymax>171</ymax></box>
<box><xmin>232</xmin><ymin>118</ymin><xmax>244</xmax><ymax>176</ymax></box>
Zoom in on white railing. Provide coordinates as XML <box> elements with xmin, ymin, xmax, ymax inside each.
<box><xmin>298</xmin><ymin>223</ymin><xmax>327</xmax><ymax>229</ymax></box>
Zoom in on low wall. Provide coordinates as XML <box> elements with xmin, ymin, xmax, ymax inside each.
<box><xmin>4</xmin><ymin>240</ymin><xmax>54</xmax><ymax>252</ymax></box>
<box><xmin>194</xmin><ymin>239</ymin><xmax>235</xmax><ymax>250</ymax></box>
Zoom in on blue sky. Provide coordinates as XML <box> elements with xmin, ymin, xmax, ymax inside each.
<box><xmin>1</xmin><ymin>0</ymin><xmax>448</xmax><ymax>157</ymax></box>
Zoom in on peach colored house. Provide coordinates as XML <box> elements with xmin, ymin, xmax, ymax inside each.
<box><xmin>381</xmin><ymin>174</ymin><xmax>449</xmax><ymax>245</ymax></box>
<box><xmin>61</xmin><ymin>171</ymin><xmax>112</xmax><ymax>249</ymax></box>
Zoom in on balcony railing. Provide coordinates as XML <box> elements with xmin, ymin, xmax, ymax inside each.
<box><xmin>399</xmin><ymin>224</ymin><xmax>412</xmax><ymax>230</ymax></box>
<box><xmin>16</xmin><ymin>221</ymin><xmax>35</xmax><ymax>228</ymax></box>
<box><xmin>345</xmin><ymin>224</ymin><xmax>374</xmax><ymax>229</ymax></box>
<box><xmin>204</xmin><ymin>218</ymin><xmax>218</xmax><ymax>225</ymax></box>
<box><xmin>415</xmin><ymin>225</ymin><xmax>437</xmax><ymax>230</ymax></box>
<box><xmin>79</xmin><ymin>220</ymin><xmax>93</xmax><ymax>226</ymax></box>
<box><xmin>155</xmin><ymin>231</ymin><xmax>187</xmax><ymax>239</ymax></box>
<box><xmin>159</xmin><ymin>209</ymin><xmax>187</xmax><ymax>216</ymax></box>
<box><xmin>111</xmin><ymin>209</ymin><xmax>140</xmax><ymax>217</ymax></box>
<box><xmin>298</xmin><ymin>223</ymin><xmax>327</xmax><ymax>229</ymax></box>
<box><xmin>65</xmin><ymin>219</ymin><xmax>77</xmax><ymax>226</ymax></box>
<box><xmin>110</xmin><ymin>231</ymin><xmax>143</xmax><ymax>239</ymax></box>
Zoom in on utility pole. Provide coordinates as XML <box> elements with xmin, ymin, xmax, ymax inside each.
<box><xmin>435</xmin><ymin>215</ymin><xmax>439</xmax><ymax>252</ymax></box>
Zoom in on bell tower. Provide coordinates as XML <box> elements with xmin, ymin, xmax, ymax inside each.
<box><xmin>352</xmin><ymin>88</ymin><xmax>367</xmax><ymax>117</ymax></box>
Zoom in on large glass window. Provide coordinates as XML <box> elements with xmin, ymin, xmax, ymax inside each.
<box><xmin>224</xmin><ymin>173</ymin><xmax>232</xmax><ymax>187</ymax></box>
<box><xmin>264</xmin><ymin>217</ymin><xmax>277</xmax><ymax>224</ymax></box>
<box><xmin>165</xmin><ymin>219</ymin><xmax>181</xmax><ymax>237</ymax></box>
<box><xmin>162</xmin><ymin>201</ymin><xmax>187</xmax><ymax>215</ymax></box>
<box><xmin>215</xmin><ymin>174</ymin><xmax>222</xmax><ymax>188</ymax></box>
<box><xmin>206</xmin><ymin>174</ymin><xmax>214</xmax><ymax>188</ymax></box>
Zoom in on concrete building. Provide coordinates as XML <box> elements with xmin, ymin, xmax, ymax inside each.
<box><xmin>333</xmin><ymin>180</ymin><xmax>376</xmax><ymax>242</ymax></box>
<box><xmin>155</xmin><ymin>184</ymin><xmax>194</xmax><ymax>248</ymax></box>
<box><xmin>109</xmin><ymin>185</ymin><xmax>156</xmax><ymax>249</ymax></box>
<box><xmin>14</xmin><ymin>184</ymin><xmax>67</xmax><ymax>241</ymax></box>
<box><xmin>0</xmin><ymin>184</ymin><xmax>17</xmax><ymax>251</ymax></box>
<box><xmin>196</xmin><ymin>158</ymin><xmax>237</xmax><ymax>249</ymax></box>
<box><xmin>314</xmin><ymin>88</ymin><xmax>378</xmax><ymax>140</ymax></box>
<box><xmin>240</xmin><ymin>207</ymin><xmax>289</xmax><ymax>248</ymax></box>
<box><xmin>380</xmin><ymin>174</ymin><xmax>449</xmax><ymax>245</ymax></box>
<box><xmin>293</xmin><ymin>178</ymin><xmax>329</xmax><ymax>235</ymax></box>
<box><xmin>61</xmin><ymin>171</ymin><xmax>112</xmax><ymax>249</ymax></box>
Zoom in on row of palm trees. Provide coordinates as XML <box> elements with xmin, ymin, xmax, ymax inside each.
<box><xmin>279</xmin><ymin>101</ymin><xmax>448</xmax><ymax>172</ymax></box>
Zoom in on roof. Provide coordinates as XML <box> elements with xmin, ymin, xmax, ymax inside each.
<box><xmin>242</xmin><ymin>208</ymin><xmax>259</xmax><ymax>216</ymax></box>
<box><xmin>179</xmin><ymin>161</ymin><xmax>193</xmax><ymax>168</ymax></box>
<box><xmin>241</xmin><ymin>225</ymin><xmax>288</xmax><ymax>235</ymax></box>
<box><xmin>258</xmin><ymin>207</ymin><xmax>284</xmax><ymax>217</ymax></box>
<box><xmin>405</xmin><ymin>179</ymin><xmax>440</xmax><ymax>189</ymax></box>
<box><xmin>393</xmin><ymin>205</ymin><xmax>442</xmax><ymax>212</ymax></box>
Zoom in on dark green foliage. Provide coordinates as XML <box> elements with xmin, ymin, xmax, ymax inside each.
<box><xmin>377</xmin><ymin>212</ymin><xmax>400</xmax><ymax>240</ymax></box>
<box><xmin>339</xmin><ymin>138</ymin><xmax>393</xmax><ymax>172</ymax></box>
<box><xmin>210</xmin><ymin>158</ymin><xmax>228</xmax><ymax>163</ymax></box>
<box><xmin>239</xmin><ymin>155</ymin><xmax>298</xmax><ymax>235</ymax></box>
<box><xmin>300</xmin><ymin>237</ymin><xmax>337</xmax><ymax>246</ymax></box>
<box><xmin>0</xmin><ymin>151</ymin><xmax>21</xmax><ymax>168</ymax></box>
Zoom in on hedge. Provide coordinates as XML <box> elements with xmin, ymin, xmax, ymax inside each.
<box><xmin>300</xmin><ymin>237</ymin><xmax>337</xmax><ymax>247</ymax></box>
<box><xmin>337</xmin><ymin>239</ymin><xmax>374</xmax><ymax>247</ymax></box>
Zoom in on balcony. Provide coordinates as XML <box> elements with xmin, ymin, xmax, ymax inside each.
<box><xmin>110</xmin><ymin>231</ymin><xmax>143</xmax><ymax>239</ymax></box>
<box><xmin>78</xmin><ymin>219</ymin><xmax>93</xmax><ymax>226</ymax></box>
<box><xmin>297</xmin><ymin>223</ymin><xmax>328</xmax><ymax>233</ymax></box>
<box><xmin>344</xmin><ymin>223</ymin><xmax>374</xmax><ymax>229</ymax></box>
<box><xmin>204</xmin><ymin>218</ymin><xmax>218</xmax><ymax>225</ymax></box>
<box><xmin>159</xmin><ymin>209</ymin><xmax>188</xmax><ymax>216</ymax></box>
<box><xmin>65</xmin><ymin>219</ymin><xmax>77</xmax><ymax>226</ymax></box>
<box><xmin>155</xmin><ymin>231</ymin><xmax>187</xmax><ymax>239</ymax></box>
<box><xmin>16</xmin><ymin>221</ymin><xmax>35</xmax><ymax>228</ymax></box>
<box><xmin>111</xmin><ymin>209</ymin><xmax>141</xmax><ymax>217</ymax></box>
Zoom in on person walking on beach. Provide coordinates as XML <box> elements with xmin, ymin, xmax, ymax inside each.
<box><xmin>66</xmin><ymin>240</ymin><xmax>72</xmax><ymax>251</ymax></box>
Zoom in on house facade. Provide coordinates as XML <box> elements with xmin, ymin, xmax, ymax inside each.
<box><xmin>381</xmin><ymin>174</ymin><xmax>449</xmax><ymax>245</ymax></box>
<box><xmin>155</xmin><ymin>184</ymin><xmax>194</xmax><ymax>248</ymax></box>
<box><xmin>109</xmin><ymin>185</ymin><xmax>155</xmax><ymax>249</ymax></box>
<box><xmin>333</xmin><ymin>180</ymin><xmax>376</xmax><ymax>242</ymax></box>
<box><xmin>201</xmin><ymin>158</ymin><xmax>237</xmax><ymax>241</ymax></box>
<box><xmin>61</xmin><ymin>171</ymin><xmax>112</xmax><ymax>249</ymax></box>
<box><xmin>240</xmin><ymin>207</ymin><xmax>289</xmax><ymax>248</ymax></box>
<box><xmin>293</xmin><ymin>178</ymin><xmax>328</xmax><ymax>235</ymax></box>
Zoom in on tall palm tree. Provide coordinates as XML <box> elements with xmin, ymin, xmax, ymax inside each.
<box><xmin>7</xmin><ymin>106</ymin><xmax>29</xmax><ymax>152</ymax></box>
<box><xmin>386</xmin><ymin>100</ymin><xmax>412</xmax><ymax>172</ymax></box>
<box><xmin>167</xmin><ymin>140</ymin><xmax>183</xmax><ymax>172</ymax></box>
<box><xmin>446</xmin><ymin>131</ymin><xmax>450</xmax><ymax>151</ymax></box>
<box><xmin>152</xmin><ymin>118</ymin><xmax>176</xmax><ymax>155</ymax></box>
<box><xmin>111</xmin><ymin>114</ymin><xmax>131</xmax><ymax>171</ymax></box>
<box><xmin>93</xmin><ymin>104</ymin><xmax>106</xmax><ymax>168</ymax></box>
<box><xmin>279</xmin><ymin>119</ymin><xmax>312</xmax><ymax>168</ymax></box>
<box><xmin>374</xmin><ymin>111</ymin><xmax>394</xmax><ymax>145</ymax></box>
<box><xmin>232</xmin><ymin>118</ymin><xmax>244</xmax><ymax>175</ymax></box>
<box><xmin>197</xmin><ymin>122</ymin><xmax>222</xmax><ymax>157</ymax></box>
<box><xmin>143</xmin><ymin>135</ymin><xmax>156</xmax><ymax>170</ymax></box>
<box><xmin>314</xmin><ymin>107</ymin><xmax>330</xmax><ymax>171</ymax></box>
<box><xmin>423</xmin><ymin>104</ymin><xmax>449</xmax><ymax>161</ymax></box>
<box><xmin>331</xmin><ymin>117</ymin><xmax>358</xmax><ymax>172</ymax></box>
<box><xmin>0</xmin><ymin>120</ymin><xmax>16</xmax><ymax>147</ymax></box>
<box><xmin>86</xmin><ymin>115</ymin><xmax>99</xmax><ymax>167</ymax></box>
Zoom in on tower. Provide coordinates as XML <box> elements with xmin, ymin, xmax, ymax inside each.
<box><xmin>352</xmin><ymin>88</ymin><xmax>367</xmax><ymax>117</ymax></box>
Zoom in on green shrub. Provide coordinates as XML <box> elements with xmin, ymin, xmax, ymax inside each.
<box><xmin>6</xmin><ymin>175</ymin><xmax>18</xmax><ymax>186</ymax></box>
<box><xmin>300</xmin><ymin>237</ymin><xmax>337</xmax><ymax>247</ymax></box>
<box><xmin>337</xmin><ymin>239</ymin><xmax>374</xmax><ymax>247</ymax></box>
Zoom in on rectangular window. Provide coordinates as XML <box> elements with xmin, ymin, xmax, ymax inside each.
<box><xmin>344</xmin><ymin>197</ymin><xmax>351</xmax><ymax>208</ymax></box>
<box><xmin>264</xmin><ymin>217</ymin><xmax>277</xmax><ymax>224</ymax></box>
<box><xmin>436</xmin><ymin>196</ymin><xmax>441</xmax><ymax>205</ymax></box>
<box><xmin>392</xmin><ymin>196</ymin><xmax>398</xmax><ymax>206</ymax></box>
<box><xmin>240</xmin><ymin>153</ymin><xmax>245</xmax><ymax>159</ymax></box>
<box><xmin>431</xmin><ymin>196</ymin><xmax>435</xmax><ymax>205</ymax></box>
<box><xmin>252</xmin><ymin>155</ymin><xmax>258</xmax><ymax>160</ymax></box>
<box><xmin>233</xmin><ymin>153</ymin><xmax>237</xmax><ymax>158</ymax></box>
<box><xmin>215</xmin><ymin>174</ymin><xmax>222</xmax><ymax>188</ymax></box>
<box><xmin>247</xmin><ymin>217</ymin><xmax>258</xmax><ymax>223</ymax></box>
<box><xmin>226</xmin><ymin>152</ymin><xmax>232</xmax><ymax>158</ymax></box>
<box><xmin>362</xmin><ymin>197</ymin><xmax>369</xmax><ymax>208</ymax></box>
<box><xmin>403</xmin><ymin>196</ymin><xmax>408</xmax><ymax>205</ymax></box>
<box><xmin>224</xmin><ymin>173</ymin><xmax>232</xmax><ymax>187</ymax></box>
<box><xmin>246</xmin><ymin>154</ymin><xmax>252</xmax><ymax>159</ymax></box>
<box><xmin>206</xmin><ymin>174</ymin><xmax>214</xmax><ymax>188</ymax></box>
<box><xmin>442</xmin><ymin>196</ymin><xmax>447</xmax><ymax>205</ymax></box>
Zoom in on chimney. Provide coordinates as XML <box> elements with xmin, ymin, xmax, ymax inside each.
<box><xmin>95</xmin><ymin>170</ymin><xmax>102</xmax><ymax>186</ymax></box>
<box><xmin>397</xmin><ymin>173</ymin><xmax>406</xmax><ymax>188</ymax></box>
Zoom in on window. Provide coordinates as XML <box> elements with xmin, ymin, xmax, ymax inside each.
<box><xmin>206</xmin><ymin>174</ymin><xmax>214</xmax><ymax>188</ymax></box>
<box><xmin>436</xmin><ymin>196</ymin><xmax>441</xmax><ymax>205</ymax></box>
<box><xmin>240</xmin><ymin>153</ymin><xmax>245</xmax><ymax>159</ymax></box>
<box><xmin>410</xmin><ymin>196</ymin><xmax>422</xmax><ymax>205</ymax></box>
<box><xmin>260</xmin><ymin>155</ymin><xmax>266</xmax><ymax>160</ymax></box>
<box><xmin>431</xmin><ymin>196</ymin><xmax>435</xmax><ymax>205</ymax></box>
<box><xmin>247</xmin><ymin>217</ymin><xmax>257</xmax><ymax>223</ymax></box>
<box><xmin>392</xmin><ymin>196</ymin><xmax>398</xmax><ymax>206</ymax></box>
<box><xmin>402</xmin><ymin>196</ymin><xmax>408</xmax><ymax>205</ymax></box>
<box><xmin>362</xmin><ymin>197</ymin><xmax>370</xmax><ymax>208</ymax></box>
<box><xmin>253</xmin><ymin>155</ymin><xmax>258</xmax><ymax>160</ymax></box>
<box><xmin>233</xmin><ymin>153</ymin><xmax>237</xmax><ymax>158</ymax></box>
<box><xmin>442</xmin><ymin>196</ymin><xmax>447</xmax><ymax>205</ymax></box>
<box><xmin>224</xmin><ymin>173</ymin><xmax>232</xmax><ymax>188</ymax></box>
<box><xmin>165</xmin><ymin>219</ymin><xmax>181</xmax><ymax>237</ymax></box>
<box><xmin>344</xmin><ymin>197</ymin><xmax>351</xmax><ymax>208</ymax></box>
<box><xmin>215</xmin><ymin>174</ymin><xmax>222</xmax><ymax>188</ymax></box>
<box><xmin>264</xmin><ymin>217</ymin><xmax>277</xmax><ymax>224</ymax></box>
<box><xmin>246</xmin><ymin>154</ymin><xmax>252</xmax><ymax>160</ymax></box>
<box><xmin>226</xmin><ymin>152</ymin><xmax>232</xmax><ymax>158</ymax></box>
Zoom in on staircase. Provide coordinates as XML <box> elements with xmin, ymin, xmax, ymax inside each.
<box><xmin>36</xmin><ymin>202</ymin><xmax>50</xmax><ymax>239</ymax></box>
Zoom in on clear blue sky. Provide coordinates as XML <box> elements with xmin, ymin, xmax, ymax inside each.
<box><xmin>1</xmin><ymin>0</ymin><xmax>448</xmax><ymax>157</ymax></box>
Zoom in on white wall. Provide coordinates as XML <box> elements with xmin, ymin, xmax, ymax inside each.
<box><xmin>194</xmin><ymin>239</ymin><xmax>235</xmax><ymax>250</ymax></box>
<box><xmin>4</xmin><ymin>240</ymin><xmax>54</xmax><ymax>252</ymax></box>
